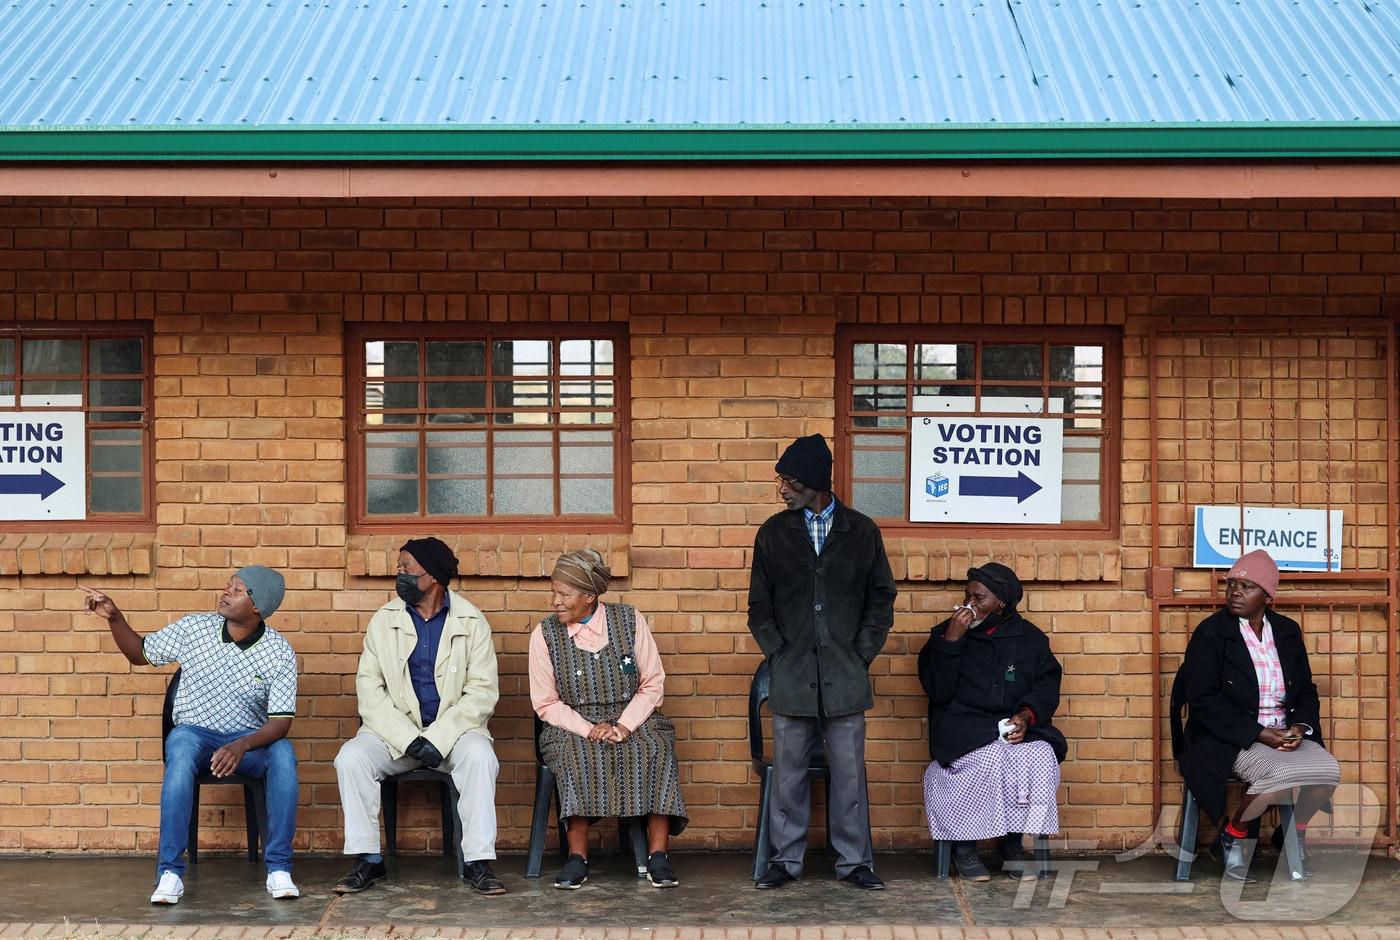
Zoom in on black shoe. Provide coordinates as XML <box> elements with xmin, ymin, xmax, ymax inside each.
<box><xmin>953</xmin><ymin>841</ymin><xmax>990</xmax><ymax>882</ymax></box>
<box><xmin>646</xmin><ymin>851</ymin><xmax>679</xmax><ymax>888</ymax></box>
<box><xmin>553</xmin><ymin>854</ymin><xmax>590</xmax><ymax>890</ymax></box>
<box><xmin>1270</xmin><ymin>825</ymin><xmax>1314</xmax><ymax>879</ymax></box>
<box><xmin>754</xmin><ymin>864</ymin><xmax>795</xmax><ymax>889</ymax></box>
<box><xmin>1211</xmin><ymin>831</ymin><xmax>1258</xmax><ymax>884</ymax></box>
<box><xmin>333</xmin><ymin>858</ymin><xmax>387</xmax><ymax>894</ymax></box>
<box><xmin>464</xmin><ymin>860</ymin><xmax>506</xmax><ymax>895</ymax></box>
<box><xmin>840</xmin><ymin>865</ymin><xmax>885</xmax><ymax>890</ymax></box>
<box><xmin>1000</xmin><ymin>833</ymin><xmax>1039</xmax><ymax>881</ymax></box>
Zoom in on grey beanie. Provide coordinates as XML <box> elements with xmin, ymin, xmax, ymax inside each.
<box><xmin>233</xmin><ymin>565</ymin><xmax>286</xmax><ymax>620</ymax></box>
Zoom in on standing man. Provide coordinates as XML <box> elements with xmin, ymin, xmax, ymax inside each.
<box><xmin>82</xmin><ymin>566</ymin><xmax>300</xmax><ymax>905</ymax></box>
<box><xmin>748</xmin><ymin>433</ymin><xmax>897</xmax><ymax>890</ymax></box>
<box><xmin>333</xmin><ymin>537</ymin><xmax>506</xmax><ymax>896</ymax></box>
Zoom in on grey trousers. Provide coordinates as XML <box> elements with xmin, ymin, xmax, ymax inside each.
<box><xmin>768</xmin><ymin>711</ymin><xmax>874</xmax><ymax>878</ymax></box>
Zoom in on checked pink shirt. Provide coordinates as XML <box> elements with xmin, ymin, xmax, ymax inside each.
<box><xmin>1238</xmin><ymin>616</ymin><xmax>1288</xmax><ymax>729</ymax></box>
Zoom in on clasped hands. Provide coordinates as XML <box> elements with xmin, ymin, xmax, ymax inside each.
<box><xmin>1257</xmin><ymin>724</ymin><xmax>1308</xmax><ymax>752</ymax></box>
<box><xmin>586</xmin><ymin>721</ymin><xmax>632</xmax><ymax>744</ymax></box>
<box><xmin>405</xmin><ymin>736</ymin><xmax>445</xmax><ymax>768</ymax></box>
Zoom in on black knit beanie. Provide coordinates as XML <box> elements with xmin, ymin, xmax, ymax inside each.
<box><xmin>401</xmin><ymin>537</ymin><xmax>459</xmax><ymax>587</ymax></box>
<box><xmin>775</xmin><ymin>434</ymin><xmax>833</xmax><ymax>492</ymax></box>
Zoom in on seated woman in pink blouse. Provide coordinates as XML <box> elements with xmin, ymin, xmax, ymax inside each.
<box><xmin>528</xmin><ymin>549</ymin><xmax>687</xmax><ymax>890</ymax></box>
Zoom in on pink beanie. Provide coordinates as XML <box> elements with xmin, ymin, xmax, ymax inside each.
<box><xmin>1223</xmin><ymin>549</ymin><xmax>1280</xmax><ymax>599</ymax></box>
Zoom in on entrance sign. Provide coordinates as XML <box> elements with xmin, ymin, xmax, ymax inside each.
<box><xmin>0</xmin><ymin>412</ymin><xmax>86</xmax><ymax>520</ymax></box>
<box><xmin>909</xmin><ymin>416</ymin><xmax>1064</xmax><ymax>524</ymax></box>
<box><xmin>1193</xmin><ymin>505</ymin><xmax>1342</xmax><ymax>572</ymax></box>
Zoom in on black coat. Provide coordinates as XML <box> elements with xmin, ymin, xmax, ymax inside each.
<box><xmin>1171</xmin><ymin>606</ymin><xmax>1323</xmax><ymax>823</ymax></box>
<box><xmin>918</xmin><ymin>611</ymin><xmax>1067</xmax><ymax>767</ymax></box>
<box><xmin>747</xmin><ymin>501</ymin><xmax>897</xmax><ymax>718</ymax></box>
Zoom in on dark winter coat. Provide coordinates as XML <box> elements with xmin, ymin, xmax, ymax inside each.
<box><xmin>918</xmin><ymin>611</ymin><xmax>1067</xmax><ymax>767</ymax></box>
<box><xmin>747</xmin><ymin>501</ymin><xmax>897</xmax><ymax>718</ymax></box>
<box><xmin>1171</xmin><ymin>606</ymin><xmax>1323</xmax><ymax>823</ymax></box>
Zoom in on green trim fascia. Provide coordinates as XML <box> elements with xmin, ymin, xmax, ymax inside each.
<box><xmin>1</xmin><ymin>122</ymin><xmax>1398</xmax><ymax>162</ymax></box>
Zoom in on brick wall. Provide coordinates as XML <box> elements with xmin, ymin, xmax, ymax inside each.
<box><xmin>0</xmin><ymin>195</ymin><xmax>1395</xmax><ymax>855</ymax></box>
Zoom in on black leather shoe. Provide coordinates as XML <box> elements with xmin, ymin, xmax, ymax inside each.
<box><xmin>1211</xmin><ymin>831</ymin><xmax>1258</xmax><ymax>884</ymax></box>
<box><xmin>1000</xmin><ymin>833</ymin><xmax>1038</xmax><ymax>881</ymax></box>
<box><xmin>647</xmin><ymin>851</ymin><xmax>679</xmax><ymax>888</ymax></box>
<box><xmin>464</xmin><ymin>860</ymin><xmax>507</xmax><ymax>895</ymax></box>
<box><xmin>754</xmin><ymin>864</ymin><xmax>795</xmax><ymax>889</ymax></box>
<box><xmin>1271</xmin><ymin>825</ymin><xmax>1314</xmax><ymax>878</ymax></box>
<box><xmin>553</xmin><ymin>854</ymin><xmax>590</xmax><ymax>890</ymax></box>
<box><xmin>953</xmin><ymin>841</ymin><xmax>990</xmax><ymax>882</ymax></box>
<box><xmin>333</xmin><ymin>858</ymin><xmax>387</xmax><ymax>894</ymax></box>
<box><xmin>840</xmin><ymin>865</ymin><xmax>885</xmax><ymax>890</ymax></box>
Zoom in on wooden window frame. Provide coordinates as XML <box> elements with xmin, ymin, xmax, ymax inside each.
<box><xmin>346</xmin><ymin>323</ymin><xmax>631</xmax><ymax>534</ymax></box>
<box><xmin>0</xmin><ymin>322</ymin><xmax>155</xmax><ymax>533</ymax></box>
<box><xmin>835</xmin><ymin>324</ymin><xmax>1122</xmax><ymax>538</ymax></box>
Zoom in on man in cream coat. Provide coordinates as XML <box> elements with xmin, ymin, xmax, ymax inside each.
<box><xmin>333</xmin><ymin>537</ymin><xmax>505</xmax><ymax>895</ymax></box>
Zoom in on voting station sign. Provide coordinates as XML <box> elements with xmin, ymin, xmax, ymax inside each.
<box><xmin>0</xmin><ymin>412</ymin><xmax>85</xmax><ymax>520</ymax></box>
<box><xmin>1194</xmin><ymin>505</ymin><xmax>1343</xmax><ymax>572</ymax></box>
<box><xmin>909</xmin><ymin>416</ymin><xmax>1063</xmax><ymax>524</ymax></box>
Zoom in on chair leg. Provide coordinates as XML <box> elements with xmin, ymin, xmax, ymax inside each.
<box><xmin>1174</xmin><ymin>789</ymin><xmax>1199</xmax><ymax>882</ymax></box>
<box><xmin>934</xmin><ymin>840</ymin><xmax>952</xmax><ymax>879</ymax></box>
<box><xmin>438</xmin><ymin>781</ymin><xmax>454</xmax><ymax>859</ymax></box>
<box><xmin>625</xmin><ymin>817</ymin><xmax>648</xmax><ymax>877</ymax></box>
<box><xmin>381</xmin><ymin>779</ymin><xmax>399</xmax><ymax>857</ymax></box>
<box><xmin>821</xmin><ymin>769</ymin><xmax>834</xmax><ymax>856</ymax></box>
<box><xmin>245</xmin><ymin>781</ymin><xmax>268</xmax><ymax>863</ymax></box>
<box><xmin>1278</xmin><ymin>803</ymin><xmax>1305</xmax><ymax>881</ymax></box>
<box><xmin>188</xmin><ymin>784</ymin><xmax>201</xmax><ymax>865</ymax></box>
<box><xmin>1033</xmin><ymin>834</ymin><xmax>1050</xmax><ymax>879</ymax></box>
<box><xmin>752</xmin><ymin>765</ymin><xmax>774</xmax><ymax>881</ymax></box>
<box><xmin>525</xmin><ymin>764</ymin><xmax>556</xmax><ymax>879</ymax></box>
<box><xmin>444</xmin><ymin>779</ymin><xmax>465</xmax><ymax>879</ymax></box>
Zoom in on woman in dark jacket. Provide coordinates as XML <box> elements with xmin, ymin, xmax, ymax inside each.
<box><xmin>918</xmin><ymin>563</ymin><xmax>1066</xmax><ymax>882</ymax></box>
<box><xmin>1175</xmin><ymin>549</ymin><xmax>1339</xmax><ymax>882</ymax></box>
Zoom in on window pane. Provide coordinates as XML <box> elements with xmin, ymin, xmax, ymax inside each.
<box><xmin>427</xmin><ymin>430</ymin><xmax>486</xmax><ymax>474</ymax></box>
<box><xmin>853</xmin><ymin>442</ymin><xmax>905</xmax><ymax>479</ymax></box>
<box><xmin>1061</xmin><ymin>483</ymin><xmax>1101</xmax><ymax>521</ymax></box>
<box><xmin>367</xmin><ymin>478</ymin><xmax>418</xmax><ymax>515</ymax></box>
<box><xmin>852</xmin><ymin>481</ymin><xmax>904</xmax><ymax>519</ymax></box>
<box><xmin>426</xmin><ymin>341</ymin><xmax>486</xmax><ymax>377</ymax></box>
<box><xmin>371</xmin><ymin>380</ymin><xmax>419</xmax><ymax>412</ymax></box>
<box><xmin>365</xmin><ymin>341</ymin><xmax>419</xmax><ymax>378</ymax></box>
<box><xmin>428</xmin><ymin>478</ymin><xmax>486</xmax><ymax>515</ymax></box>
<box><xmin>90</xmin><ymin>379</ymin><xmax>142</xmax><ymax>408</ymax></box>
<box><xmin>493</xmin><ymin>430</ymin><xmax>554</xmax><ymax>474</ymax></box>
<box><xmin>561</xmin><ymin>410</ymin><xmax>614</xmax><ymax>426</ymax></box>
<box><xmin>365</xmin><ymin>446</ymin><xmax>418</xmax><ymax>475</ymax></box>
<box><xmin>1050</xmin><ymin>384</ymin><xmax>1104</xmax><ymax>415</ymax></box>
<box><xmin>90</xmin><ymin>338</ymin><xmax>143</xmax><ymax>375</ymax></box>
<box><xmin>22</xmin><ymin>338</ymin><xmax>81</xmax><ymax>374</ymax></box>
<box><xmin>20</xmin><ymin>379</ymin><xmax>81</xmax><ymax>407</ymax></box>
<box><xmin>1063</xmin><ymin>441</ymin><xmax>1101</xmax><ymax>480</ymax></box>
<box><xmin>914</xmin><ymin>343</ymin><xmax>974</xmax><ymax>381</ymax></box>
<box><xmin>90</xmin><ymin>442</ymin><xmax>142</xmax><ymax>473</ymax></box>
<box><xmin>1050</xmin><ymin>345</ymin><xmax>1104</xmax><ymax>384</ymax></box>
<box><xmin>561</xmin><ymin>340</ymin><xmax>614</xmax><ymax>376</ymax></box>
<box><xmin>493</xmin><ymin>380</ymin><xmax>551</xmax><ymax>410</ymax></box>
<box><xmin>0</xmin><ymin>338</ymin><xmax>16</xmax><ymax>374</ymax></box>
<box><xmin>494</xmin><ymin>478</ymin><xmax>554</xmax><ymax>515</ymax></box>
<box><xmin>0</xmin><ymin>380</ymin><xmax>17</xmax><ymax>406</ymax></box>
<box><xmin>562</xmin><ymin>478</ymin><xmax>614</xmax><ymax>515</ymax></box>
<box><xmin>853</xmin><ymin>343</ymin><xmax>907</xmax><ymax>381</ymax></box>
<box><xmin>561</xmin><ymin>430</ymin><xmax>614</xmax><ymax>473</ymax></box>
<box><xmin>426</xmin><ymin>380</ymin><xmax>486</xmax><ymax>416</ymax></box>
<box><xmin>493</xmin><ymin>340</ymin><xmax>550</xmax><ymax>376</ymax></box>
<box><xmin>982</xmin><ymin>344</ymin><xmax>1042</xmax><ymax>381</ymax></box>
<box><xmin>91</xmin><ymin>476</ymin><xmax>142</xmax><ymax>513</ymax></box>
<box><xmin>852</xmin><ymin>384</ymin><xmax>906</xmax><ymax>413</ymax></box>
<box><xmin>560</xmin><ymin>380</ymin><xmax>614</xmax><ymax>409</ymax></box>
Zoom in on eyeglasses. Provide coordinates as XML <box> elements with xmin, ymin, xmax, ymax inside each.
<box><xmin>775</xmin><ymin>474</ymin><xmax>805</xmax><ymax>490</ymax></box>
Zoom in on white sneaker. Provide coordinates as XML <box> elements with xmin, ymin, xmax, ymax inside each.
<box><xmin>266</xmin><ymin>870</ymin><xmax>300</xmax><ymax>899</ymax></box>
<box><xmin>150</xmin><ymin>871</ymin><xmax>184</xmax><ymax>904</ymax></box>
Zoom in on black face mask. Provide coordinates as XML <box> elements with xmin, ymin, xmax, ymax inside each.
<box><xmin>396</xmin><ymin>573</ymin><xmax>427</xmax><ymax>606</ymax></box>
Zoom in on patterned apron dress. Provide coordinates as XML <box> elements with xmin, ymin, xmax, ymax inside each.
<box><xmin>539</xmin><ymin>603</ymin><xmax>688</xmax><ymax>833</ymax></box>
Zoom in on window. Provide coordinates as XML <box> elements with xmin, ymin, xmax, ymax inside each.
<box><xmin>0</xmin><ymin>326</ymin><xmax>152</xmax><ymax>528</ymax></box>
<box><xmin>837</xmin><ymin>326</ymin><xmax>1119</xmax><ymax>533</ymax></box>
<box><xmin>348</xmin><ymin>325</ymin><xmax>628</xmax><ymax>530</ymax></box>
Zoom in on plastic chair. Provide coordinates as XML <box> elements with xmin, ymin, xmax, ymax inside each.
<box><xmin>381</xmin><ymin>767</ymin><xmax>466</xmax><ymax>877</ymax></box>
<box><xmin>525</xmin><ymin>715</ymin><xmax>648</xmax><ymax>878</ymax></box>
<box><xmin>162</xmin><ymin>669</ymin><xmax>266</xmax><ymax>864</ymax></box>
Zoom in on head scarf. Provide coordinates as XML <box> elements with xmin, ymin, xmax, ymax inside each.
<box><xmin>400</xmin><ymin>537</ymin><xmax>459</xmax><ymax>587</ymax></box>
<box><xmin>966</xmin><ymin>562</ymin><xmax>1023</xmax><ymax>612</ymax></box>
<box><xmin>552</xmin><ymin>548</ymin><xmax>612</xmax><ymax>596</ymax></box>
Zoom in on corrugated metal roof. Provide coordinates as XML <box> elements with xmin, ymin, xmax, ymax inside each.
<box><xmin>1</xmin><ymin>0</ymin><xmax>1397</xmax><ymax>129</ymax></box>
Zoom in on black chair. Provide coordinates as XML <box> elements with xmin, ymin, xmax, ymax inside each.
<box><xmin>748</xmin><ymin>658</ymin><xmax>842</xmax><ymax>881</ymax></box>
<box><xmin>1168</xmin><ymin>670</ymin><xmax>1304</xmax><ymax>882</ymax></box>
<box><xmin>162</xmin><ymin>669</ymin><xmax>266</xmax><ymax>864</ymax></box>
<box><xmin>381</xmin><ymin>767</ymin><xmax>465</xmax><ymax>878</ymax></box>
<box><xmin>525</xmin><ymin>715</ymin><xmax>648</xmax><ymax>878</ymax></box>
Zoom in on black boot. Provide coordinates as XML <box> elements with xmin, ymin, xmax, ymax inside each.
<box><xmin>999</xmin><ymin>833</ymin><xmax>1037</xmax><ymax>881</ymax></box>
<box><xmin>953</xmin><ymin>841</ymin><xmax>990</xmax><ymax>882</ymax></box>
<box><xmin>1211</xmin><ymin>829</ymin><xmax>1257</xmax><ymax>884</ymax></box>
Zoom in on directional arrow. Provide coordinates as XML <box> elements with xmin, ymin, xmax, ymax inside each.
<box><xmin>959</xmin><ymin>471</ymin><xmax>1041</xmax><ymax>503</ymax></box>
<box><xmin>0</xmin><ymin>468</ymin><xmax>65</xmax><ymax>500</ymax></box>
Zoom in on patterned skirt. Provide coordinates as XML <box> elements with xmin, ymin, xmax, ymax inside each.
<box><xmin>923</xmin><ymin>739</ymin><xmax>1060</xmax><ymax>841</ymax></box>
<box><xmin>1233</xmin><ymin>739</ymin><xmax>1341</xmax><ymax>795</ymax></box>
<box><xmin>539</xmin><ymin>703</ymin><xmax>688</xmax><ymax>834</ymax></box>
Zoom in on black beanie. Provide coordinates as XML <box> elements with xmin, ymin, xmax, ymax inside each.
<box><xmin>966</xmin><ymin>562</ymin><xmax>1024</xmax><ymax>611</ymax></box>
<box><xmin>401</xmin><ymin>537</ymin><xmax>459</xmax><ymax>587</ymax></box>
<box><xmin>775</xmin><ymin>434</ymin><xmax>833</xmax><ymax>492</ymax></box>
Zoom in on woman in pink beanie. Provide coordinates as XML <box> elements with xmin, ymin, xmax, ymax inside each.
<box><xmin>1172</xmin><ymin>549</ymin><xmax>1340</xmax><ymax>883</ymax></box>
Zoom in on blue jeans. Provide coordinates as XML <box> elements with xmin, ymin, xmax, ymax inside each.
<box><xmin>159</xmin><ymin>724</ymin><xmax>298</xmax><ymax>878</ymax></box>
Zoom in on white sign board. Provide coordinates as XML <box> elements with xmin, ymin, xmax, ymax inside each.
<box><xmin>1193</xmin><ymin>505</ymin><xmax>1342</xmax><ymax>572</ymax></box>
<box><xmin>0</xmin><ymin>412</ymin><xmax>86</xmax><ymax>520</ymax></box>
<box><xmin>909</xmin><ymin>416</ymin><xmax>1064</xmax><ymax>524</ymax></box>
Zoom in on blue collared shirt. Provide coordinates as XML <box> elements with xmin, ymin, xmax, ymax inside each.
<box><xmin>406</xmin><ymin>600</ymin><xmax>449</xmax><ymax>725</ymax></box>
<box><xmin>803</xmin><ymin>498</ymin><xmax>836</xmax><ymax>555</ymax></box>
